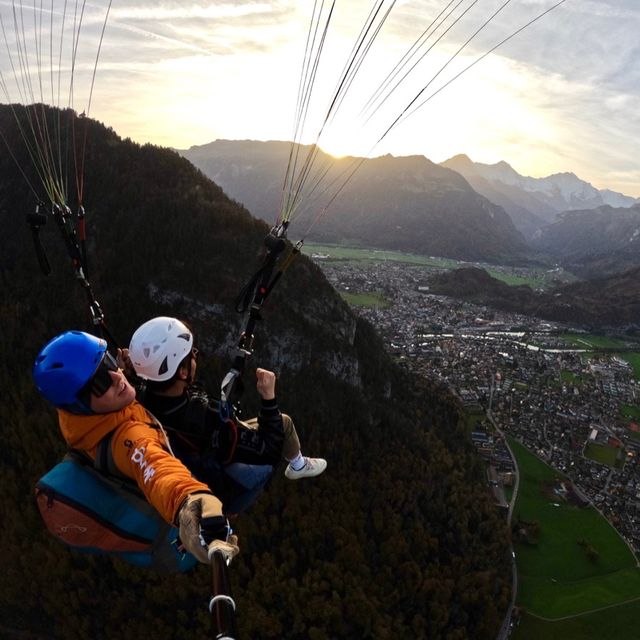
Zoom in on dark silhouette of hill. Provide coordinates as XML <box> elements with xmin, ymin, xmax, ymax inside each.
<box><xmin>0</xmin><ymin>105</ymin><xmax>511</xmax><ymax>639</ymax></box>
<box><xmin>429</xmin><ymin>266</ymin><xmax>640</xmax><ymax>330</ymax></box>
<box><xmin>180</xmin><ymin>139</ymin><xmax>533</xmax><ymax>264</ymax></box>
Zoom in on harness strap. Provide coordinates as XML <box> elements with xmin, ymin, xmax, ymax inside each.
<box><xmin>93</xmin><ymin>420</ymin><xmax>165</xmax><ymax>480</ymax></box>
<box><xmin>95</xmin><ymin>431</ymin><xmax>125</xmax><ymax>479</ymax></box>
<box><xmin>221</xmin><ymin>224</ymin><xmax>291</xmax><ymax>412</ymax></box>
<box><xmin>222</xmin><ymin>418</ymin><xmax>238</xmax><ymax>465</ymax></box>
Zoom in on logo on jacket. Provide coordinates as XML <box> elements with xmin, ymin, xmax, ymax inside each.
<box><xmin>131</xmin><ymin>446</ymin><xmax>156</xmax><ymax>484</ymax></box>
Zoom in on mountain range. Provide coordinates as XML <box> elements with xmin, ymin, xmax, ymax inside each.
<box><xmin>531</xmin><ymin>204</ymin><xmax>640</xmax><ymax>277</ymax></box>
<box><xmin>181</xmin><ymin>140</ymin><xmax>532</xmax><ymax>264</ymax></box>
<box><xmin>181</xmin><ymin>140</ymin><xmax>639</xmax><ymax>275</ymax></box>
<box><xmin>441</xmin><ymin>154</ymin><xmax>638</xmax><ymax>239</ymax></box>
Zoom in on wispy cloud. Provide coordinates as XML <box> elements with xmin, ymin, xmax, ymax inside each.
<box><xmin>1</xmin><ymin>1</ymin><xmax>638</xmax><ymax>195</ymax></box>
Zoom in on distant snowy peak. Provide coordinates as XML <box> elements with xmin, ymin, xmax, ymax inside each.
<box><xmin>534</xmin><ymin>172</ymin><xmax>601</xmax><ymax>205</ymax></box>
<box><xmin>441</xmin><ymin>155</ymin><xmax>637</xmax><ymax>213</ymax></box>
<box><xmin>600</xmin><ymin>189</ymin><xmax>639</xmax><ymax>209</ymax></box>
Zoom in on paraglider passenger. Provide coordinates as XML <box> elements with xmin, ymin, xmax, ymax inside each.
<box><xmin>125</xmin><ymin>317</ymin><xmax>327</xmax><ymax>515</ymax></box>
<box><xmin>32</xmin><ymin>330</ymin><xmax>238</xmax><ymax>566</ymax></box>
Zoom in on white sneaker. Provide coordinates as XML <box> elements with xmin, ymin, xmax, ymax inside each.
<box><xmin>285</xmin><ymin>457</ymin><xmax>327</xmax><ymax>480</ymax></box>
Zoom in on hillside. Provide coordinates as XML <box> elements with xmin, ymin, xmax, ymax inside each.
<box><xmin>429</xmin><ymin>266</ymin><xmax>640</xmax><ymax>330</ymax></box>
<box><xmin>531</xmin><ymin>204</ymin><xmax>640</xmax><ymax>277</ymax></box>
<box><xmin>0</xmin><ymin>106</ymin><xmax>511</xmax><ymax>639</ymax></box>
<box><xmin>180</xmin><ymin>139</ymin><xmax>533</xmax><ymax>264</ymax></box>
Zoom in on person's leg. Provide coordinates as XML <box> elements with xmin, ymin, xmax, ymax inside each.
<box><xmin>238</xmin><ymin>414</ymin><xmax>325</xmax><ymax>480</ymax></box>
<box><xmin>278</xmin><ymin>414</ymin><xmax>326</xmax><ymax>479</ymax></box>
<box><xmin>280</xmin><ymin>414</ymin><xmax>302</xmax><ymax>460</ymax></box>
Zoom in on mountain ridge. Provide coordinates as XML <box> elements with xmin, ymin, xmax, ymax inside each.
<box><xmin>441</xmin><ymin>154</ymin><xmax>638</xmax><ymax>238</ymax></box>
<box><xmin>180</xmin><ymin>139</ymin><xmax>534</xmax><ymax>265</ymax></box>
<box><xmin>531</xmin><ymin>203</ymin><xmax>640</xmax><ymax>277</ymax></box>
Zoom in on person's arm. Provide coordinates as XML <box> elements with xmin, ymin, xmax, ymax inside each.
<box><xmin>110</xmin><ymin>421</ymin><xmax>214</xmax><ymax>525</ymax></box>
<box><xmin>112</xmin><ymin>425</ymin><xmax>240</xmax><ymax>565</ymax></box>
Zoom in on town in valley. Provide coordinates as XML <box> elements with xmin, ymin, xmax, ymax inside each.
<box><xmin>311</xmin><ymin>252</ymin><xmax>640</xmax><ymax>554</ymax></box>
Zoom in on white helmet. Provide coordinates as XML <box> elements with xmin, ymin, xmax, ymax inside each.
<box><xmin>129</xmin><ymin>317</ymin><xmax>193</xmax><ymax>381</ymax></box>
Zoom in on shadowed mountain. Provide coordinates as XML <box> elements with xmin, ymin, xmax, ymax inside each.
<box><xmin>531</xmin><ymin>204</ymin><xmax>640</xmax><ymax>277</ymax></box>
<box><xmin>180</xmin><ymin>140</ymin><xmax>533</xmax><ymax>264</ymax></box>
<box><xmin>0</xmin><ymin>105</ymin><xmax>511</xmax><ymax>639</ymax></box>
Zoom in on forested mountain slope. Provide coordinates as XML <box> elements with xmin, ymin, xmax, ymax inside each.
<box><xmin>0</xmin><ymin>106</ymin><xmax>511</xmax><ymax>639</ymax></box>
<box><xmin>531</xmin><ymin>204</ymin><xmax>640</xmax><ymax>277</ymax></box>
<box><xmin>429</xmin><ymin>266</ymin><xmax>640</xmax><ymax>330</ymax></box>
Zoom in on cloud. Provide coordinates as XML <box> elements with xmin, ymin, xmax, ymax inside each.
<box><xmin>2</xmin><ymin>0</ymin><xmax>638</xmax><ymax>195</ymax></box>
<box><xmin>107</xmin><ymin>1</ymin><xmax>298</xmax><ymax>59</ymax></box>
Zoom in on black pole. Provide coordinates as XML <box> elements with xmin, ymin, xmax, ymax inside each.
<box><xmin>209</xmin><ymin>550</ymin><xmax>238</xmax><ymax>640</ymax></box>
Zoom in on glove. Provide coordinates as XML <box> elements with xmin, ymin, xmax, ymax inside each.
<box><xmin>178</xmin><ymin>493</ymin><xmax>240</xmax><ymax>564</ymax></box>
<box><xmin>208</xmin><ymin>534</ymin><xmax>240</xmax><ymax>564</ymax></box>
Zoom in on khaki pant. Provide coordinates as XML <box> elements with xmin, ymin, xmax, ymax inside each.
<box><xmin>240</xmin><ymin>413</ymin><xmax>301</xmax><ymax>461</ymax></box>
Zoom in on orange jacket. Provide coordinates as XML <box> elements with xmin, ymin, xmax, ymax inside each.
<box><xmin>57</xmin><ymin>401</ymin><xmax>211</xmax><ymax>525</ymax></box>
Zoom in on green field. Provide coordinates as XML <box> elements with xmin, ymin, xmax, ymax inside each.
<box><xmin>508</xmin><ymin>437</ymin><xmax>640</xmax><ymax>630</ymax></box>
<box><xmin>583</xmin><ymin>442</ymin><xmax>625</xmax><ymax>469</ymax></box>
<box><xmin>560</xmin><ymin>370</ymin><xmax>582</xmax><ymax>384</ymax></box>
<box><xmin>622</xmin><ymin>352</ymin><xmax>640</xmax><ymax>379</ymax></box>
<box><xmin>339</xmin><ymin>290</ymin><xmax>390</xmax><ymax>308</ymax></box>
<box><xmin>485</xmin><ymin>268</ymin><xmax>549</xmax><ymax>289</ymax></box>
<box><xmin>561</xmin><ymin>334</ymin><xmax>640</xmax><ymax>380</ymax></box>
<box><xmin>303</xmin><ymin>242</ymin><xmax>457</xmax><ymax>267</ymax></box>
<box><xmin>513</xmin><ymin>596</ymin><xmax>640</xmax><ymax>640</ymax></box>
<box><xmin>620</xmin><ymin>404</ymin><xmax>640</xmax><ymax>421</ymax></box>
<box><xmin>562</xmin><ymin>334</ymin><xmax>630</xmax><ymax>349</ymax></box>
<box><xmin>463</xmin><ymin>406</ymin><xmax>487</xmax><ymax>431</ymax></box>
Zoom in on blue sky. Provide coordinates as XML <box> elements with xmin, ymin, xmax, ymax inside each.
<box><xmin>2</xmin><ymin>1</ymin><xmax>639</xmax><ymax>196</ymax></box>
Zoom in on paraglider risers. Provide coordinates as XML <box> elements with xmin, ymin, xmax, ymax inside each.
<box><xmin>26</xmin><ymin>205</ymin><xmax>51</xmax><ymax>275</ymax></box>
<box><xmin>263</xmin><ymin>231</ymin><xmax>286</xmax><ymax>254</ymax></box>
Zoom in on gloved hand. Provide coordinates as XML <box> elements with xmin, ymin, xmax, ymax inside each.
<box><xmin>208</xmin><ymin>535</ymin><xmax>240</xmax><ymax>564</ymax></box>
<box><xmin>178</xmin><ymin>493</ymin><xmax>240</xmax><ymax>564</ymax></box>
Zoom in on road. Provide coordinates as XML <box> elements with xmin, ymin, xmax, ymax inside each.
<box><xmin>488</xmin><ymin>410</ymin><xmax>520</xmax><ymax>640</ymax></box>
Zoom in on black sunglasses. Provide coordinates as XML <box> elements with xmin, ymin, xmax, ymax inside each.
<box><xmin>80</xmin><ymin>351</ymin><xmax>119</xmax><ymax>401</ymax></box>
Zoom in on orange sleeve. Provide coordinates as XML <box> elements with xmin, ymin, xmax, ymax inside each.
<box><xmin>110</xmin><ymin>421</ymin><xmax>211</xmax><ymax>525</ymax></box>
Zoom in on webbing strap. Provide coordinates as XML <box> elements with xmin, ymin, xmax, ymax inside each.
<box><xmin>95</xmin><ymin>431</ymin><xmax>125</xmax><ymax>479</ymax></box>
<box><xmin>221</xmin><ymin>224</ymin><xmax>298</xmax><ymax>412</ymax></box>
<box><xmin>43</xmin><ymin>203</ymin><xmax>120</xmax><ymax>348</ymax></box>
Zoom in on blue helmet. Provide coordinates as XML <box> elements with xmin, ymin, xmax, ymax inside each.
<box><xmin>33</xmin><ymin>331</ymin><xmax>108</xmax><ymax>414</ymax></box>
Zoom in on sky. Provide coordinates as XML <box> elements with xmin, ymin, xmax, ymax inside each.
<box><xmin>1</xmin><ymin>0</ymin><xmax>639</xmax><ymax>197</ymax></box>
